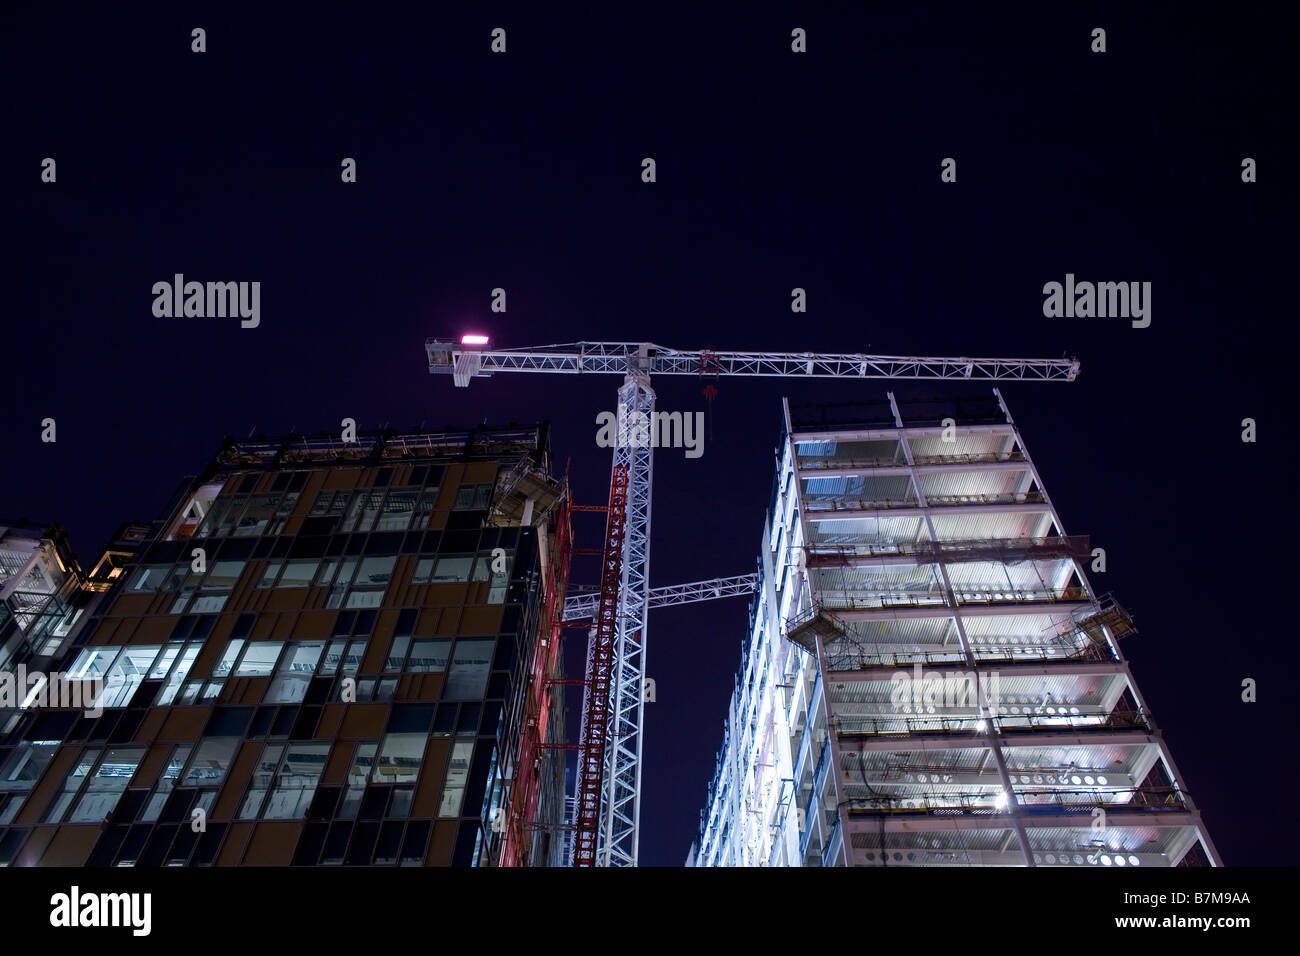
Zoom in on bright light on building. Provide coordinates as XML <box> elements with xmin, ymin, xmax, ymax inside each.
<box><xmin>461</xmin><ymin>334</ymin><xmax>490</xmax><ymax>346</ymax></box>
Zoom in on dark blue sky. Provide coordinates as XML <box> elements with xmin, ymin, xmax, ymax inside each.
<box><xmin>4</xmin><ymin>2</ymin><xmax>1293</xmax><ymax>864</ymax></box>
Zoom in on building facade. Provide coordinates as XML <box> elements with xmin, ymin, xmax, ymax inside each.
<box><xmin>0</xmin><ymin>425</ymin><xmax>570</xmax><ymax>867</ymax></box>
<box><xmin>689</xmin><ymin>391</ymin><xmax>1219</xmax><ymax>868</ymax></box>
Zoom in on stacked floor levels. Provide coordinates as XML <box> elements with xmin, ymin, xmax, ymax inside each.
<box><xmin>689</xmin><ymin>391</ymin><xmax>1218</xmax><ymax>868</ymax></box>
<box><xmin>0</xmin><ymin>425</ymin><xmax>568</xmax><ymax>867</ymax></box>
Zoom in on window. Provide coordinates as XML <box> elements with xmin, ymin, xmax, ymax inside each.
<box><xmin>234</xmin><ymin>642</ymin><xmax>284</xmax><ymax>676</ymax></box>
<box><xmin>432</xmin><ymin>556</ymin><xmax>473</xmax><ymax>583</ymax></box>
<box><xmin>266</xmin><ymin>642</ymin><xmax>325</xmax><ymax>703</ymax></box>
<box><xmin>141</xmin><ymin>745</ymin><xmax>191</xmax><ymax>822</ymax></box>
<box><xmin>445</xmin><ymin>639</ymin><xmax>494</xmax><ymax>699</ymax></box>
<box><xmin>377</xmin><ymin>491</ymin><xmax>417</xmax><ymax>531</ymax></box>
<box><xmin>411</xmin><ymin>558</ymin><xmax>435</xmax><ymax>584</ymax></box>
<box><xmin>181</xmin><ymin>738</ymin><xmax>239</xmax><ymax>786</ymax></box>
<box><xmin>45</xmin><ymin>749</ymin><xmax>101</xmax><ymax>822</ymax></box>
<box><xmin>234</xmin><ymin>494</ymin><xmax>280</xmax><ymax>536</ymax></box>
<box><xmin>68</xmin><ymin>747</ymin><xmax>144</xmax><ymax>823</ymax></box>
<box><xmin>407</xmin><ymin>639</ymin><xmax>450</xmax><ymax>673</ymax></box>
<box><xmin>385</xmin><ymin>635</ymin><xmax>411</xmax><ymax>672</ymax></box>
<box><xmin>452</xmin><ymin>484</ymin><xmax>493</xmax><ymax>510</ymax></box>
<box><xmin>414</xmin><ymin>487</ymin><xmax>438</xmax><ymax>521</ymax></box>
<box><xmin>269</xmin><ymin>492</ymin><xmax>299</xmax><ymax>535</ymax></box>
<box><xmin>238</xmin><ymin>744</ymin><xmax>283</xmax><ymax>819</ymax></box>
<box><xmin>372</xmin><ymin>734</ymin><xmax>425</xmax><ymax>785</ymax></box>
<box><xmin>126</xmin><ymin>565</ymin><xmax>170</xmax><ymax>592</ymax></box>
<box><xmin>322</xmin><ymin>555</ymin><xmax>396</xmax><ymax>609</ymax></box>
<box><xmin>263</xmin><ymin>743</ymin><xmax>329</xmax><ymax>819</ymax></box>
<box><xmin>339</xmin><ymin>743</ymin><xmax>377</xmax><ymax>819</ymax></box>
<box><xmin>0</xmin><ymin>741</ymin><xmax>57</xmax><ymax>793</ymax></box>
<box><xmin>203</xmin><ymin>560</ymin><xmax>246</xmax><ymax>589</ymax></box>
<box><xmin>438</xmin><ymin>738</ymin><xmax>476</xmax><ymax>816</ymax></box>
<box><xmin>100</xmin><ymin>645</ymin><xmax>162</xmax><ymax>708</ymax></box>
<box><xmin>258</xmin><ymin>561</ymin><xmax>283</xmax><ymax>588</ymax></box>
<box><xmin>279</xmin><ymin>559</ymin><xmax>319</xmax><ymax>587</ymax></box>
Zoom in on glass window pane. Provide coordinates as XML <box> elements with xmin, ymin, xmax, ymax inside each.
<box><xmin>181</xmin><ymin>738</ymin><xmax>239</xmax><ymax>786</ymax></box>
<box><xmin>266</xmin><ymin>642</ymin><xmax>325</xmax><ymax>703</ymax></box>
<box><xmin>279</xmin><ymin>560</ymin><xmax>319</xmax><ymax>587</ymax></box>
<box><xmin>203</xmin><ymin>560</ymin><xmax>246</xmax><ymax>589</ymax></box>
<box><xmin>437</xmin><ymin>739</ymin><xmax>475</xmax><ymax>817</ymax></box>
<box><xmin>0</xmin><ymin>742</ymin><xmax>58</xmax><ymax>793</ymax></box>
<box><xmin>69</xmin><ymin>746</ymin><xmax>144</xmax><ymax>822</ymax></box>
<box><xmin>355</xmin><ymin>555</ymin><xmax>396</xmax><ymax>586</ymax></box>
<box><xmin>238</xmin><ymin>744</ymin><xmax>284</xmax><ymax>820</ymax></box>
<box><xmin>234</xmin><ymin>494</ymin><xmax>279</xmax><ymax>536</ymax></box>
<box><xmin>445</xmin><ymin>639</ymin><xmax>493</xmax><ymax>699</ymax></box>
<box><xmin>190</xmin><ymin>594</ymin><xmax>228</xmax><ymax>614</ymax></box>
<box><xmin>157</xmin><ymin>645</ymin><xmax>201</xmax><ymax>705</ymax></box>
<box><xmin>141</xmin><ymin>744</ymin><xmax>192</xmax><ymax>822</ymax></box>
<box><xmin>127</xmin><ymin>566</ymin><xmax>169</xmax><ymax>592</ymax></box>
<box><xmin>432</xmin><ymin>556</ymin><xmax>472</xmax><ymax>583</ymax></box>
<box><xmin>264</xmin><ymin>743</ymin><xmax>329</xmax><ymax>820</ymax></box>
<box><xmin>376</xmin><ymin>491</ymin><xmax>417</xmax><ymax>531</ymax></box>
<box><xmin>101</xmin><ymin>646</ymin><xmax>162</xmax><ymax>708</ymax></box>
<box><xmin>213</xmin><ymin>639</ymin><xmax>245</xmax><ymax>678</ymax></box>
<box><xmin>45</xmin><ymin>748</ymin><xmax>101</xmax><ymax>823</ymax></box>
<box><xmin>234</xmin><ymin>642</ymin><xmax>284</xmax><ymax>677</ymax></box>
<box><xmin>258</xmin><ymin>561</ymin><xmax>283</xmax><ymax>588</ymax></box>
<box><xmin>68</xmin><ymin>646</ymin><xmax>122</xmax><ymax>682</ymax></box>
<box><xmin>407</xmin><ymin>639</ymin><xmax>450</xmax><ymax>673</ymax></box>
<box><xmin>411</xmin><ymin>558</ymin><xmax>435</xmax><ymax>584</ymax></box>
<box><xmin>372</xmin><ymin>734</ymin><xmax>425</xmax><ymax>785</ymax></box>
<box><xmin>385</xmin><ymin>635</ymin><xmax>410</xmax><ymax>672</ymax></box>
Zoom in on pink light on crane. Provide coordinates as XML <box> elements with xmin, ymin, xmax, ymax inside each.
<box><xmin>461</xmin><ymin>334</ymin><xmax>490</xmax><ymax>346</ymax></box>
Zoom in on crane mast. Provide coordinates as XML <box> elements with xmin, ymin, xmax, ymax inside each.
<box><xmin>428</xmin><ymin>336</ymin><xmax>1080</xmax><ymax>866</ymax></box>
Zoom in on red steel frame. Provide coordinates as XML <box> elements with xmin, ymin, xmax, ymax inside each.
<box><xmin>572</xmin><ymin>465</ymin><xmax>629</xmax><ymax>866</ymax></box>
<box><xmin>500</xmin><ymin>492</ymin><xmax>573</xmax><ymax>866</ymax></box>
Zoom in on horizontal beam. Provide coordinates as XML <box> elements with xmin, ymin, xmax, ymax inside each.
<box><xmin>428</xmin><ymin>340</ymin><xmax>1081</xmax><ymax>385</ymax></box>
<box><xmin>563</xmin><ymin>573</ymin><xmax>758</xmax><ymax>620</ymax></box>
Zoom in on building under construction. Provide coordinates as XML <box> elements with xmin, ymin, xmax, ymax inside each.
<box><xmin>689</xmin><ymin>391</ymin><xmax>1219</xmax><ymax>868</ymax></box>
<box><xmin>0</xmin><ymin>425</ymin><xmax>571</xmax><ymax>867</ymax></box>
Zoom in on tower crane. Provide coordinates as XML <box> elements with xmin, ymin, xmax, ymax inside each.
<box><xmin>427</xmin><ymin>337</ymin><xmax>1080</xmax><ymax>866</ymax></box>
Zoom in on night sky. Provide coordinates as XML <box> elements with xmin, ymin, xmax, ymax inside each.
<box><xmin>4</xmin><ymin>3</ymin><xmax>1294</xmax><ymax>865</ymax></box>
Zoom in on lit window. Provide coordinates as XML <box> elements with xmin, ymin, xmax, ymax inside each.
<box><xmin>100</xmin><ymin>646</ymin><xmax>162</xmax><ymax>708</ymax></box>
<box><xmin>68</xmin><ymin>747</ymin><xmax>144</xmax><ymax>823</ymax></box>
<box><xmin>0</xmin><ymin>741</ymin><xmax>57</xmax><ymax>793</ymax></box>
<box><xmin>140</xmin><ymin>744</ymin><xmax>191</xmax><ymax>822</ymax></box>
<box><xmin>266</xmin><ymin>642</ymin><xmax>324</xmax><ymax>703</ymax></box>
<box><xmin>234</xmin><ymin>642</ymin><xmax>284</xmax><ymax>677</ymax></box>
